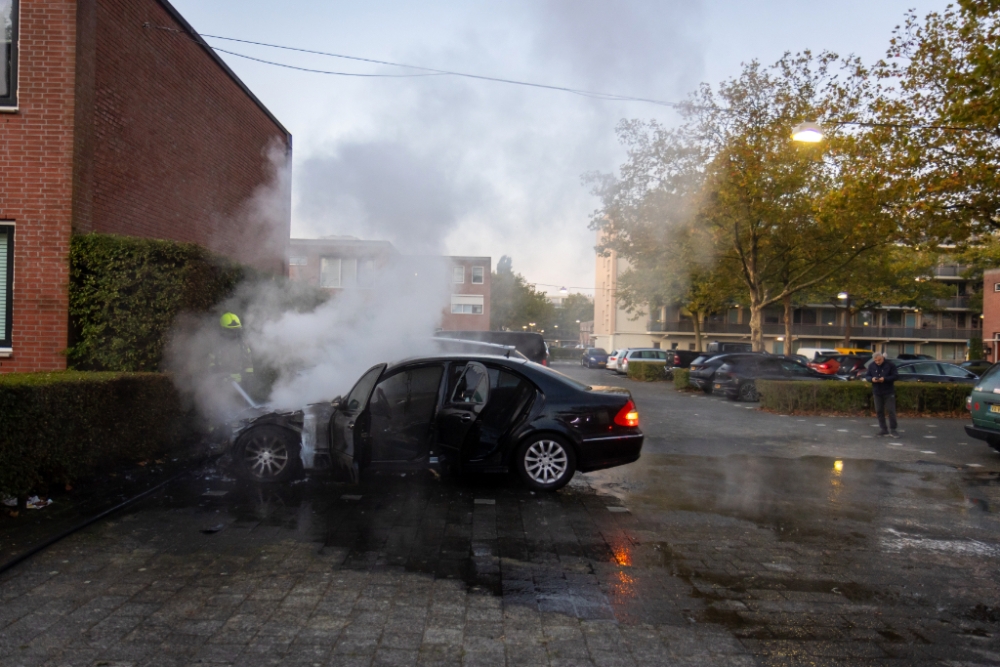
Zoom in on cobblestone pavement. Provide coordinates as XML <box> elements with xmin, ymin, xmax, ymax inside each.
<box><xmin>2</xmin><ymin>366</ymin><xmax>1000</xmax><ymax>666</ymax></box>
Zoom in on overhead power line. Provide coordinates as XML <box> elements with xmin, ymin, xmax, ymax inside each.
<box><xmin>146</xmin><ymin>24</ymin><xmax>686</xmax><ymax>107</ymax></box>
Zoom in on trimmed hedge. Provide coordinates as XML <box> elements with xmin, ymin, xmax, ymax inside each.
<box><xmin>627</xmin><ymin>361</ymin><xmax>667</xmax><ymax>382</ymax></box>
<box><xmin>757</xmin><ymin>380</ymin><xmax>972</xmax><ymax>415</ymax></box>
<box><xmin>674</xmin><ymin>368</ymin><xmax>692</xmax><ymax>390</ymax></box>
<box><xmin>0</xmin><ymin>372</ymin><xmax>191</xmax><ymax>498</ymax></box>
<box><xmin>549</xmin><ymin>347</ymin><xmax>582</xmax><ymax>361</ymax></box>
<box><xmin>68</xmin><ymin>233</ymin><xmax>246</xmax><ymax>372</ymax></box>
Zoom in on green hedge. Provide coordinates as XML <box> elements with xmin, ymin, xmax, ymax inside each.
<box><xmin>0</xmin><ymin>372</ymin><xmax>191</xmax><ymax>498</ymax></box>
<box><xmin>674</xmin><ymin>368</ymin><xmax>692</xmax><ymax>390</ymax></box>
<box><xmin>549</xmin><ymin>347</ymin><xmax>582</xmax><ymax>361</ymax></box>
<box><xmin>68</xmin><ymin>233</ymin><xmax>246</xmax><ymax>372</ymax></box>
<box><xmin>757</xmin><ymin>380</ymin><xmax>972</xmax><ymax>415</ymax></box>
<box><xmin>628</xmin><ymin>361</ymin><xmax>667</xmax><ymax>382</ymax></box>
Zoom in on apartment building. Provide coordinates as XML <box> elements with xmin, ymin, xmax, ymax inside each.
<box><xmin>593</xmin><ymin>233</ymin><xmax>980</xmax><ymax>358</ymax></box>
<box><xmin>287</xmin><ymin>238</ymin><xmax>491</xmax><ymax>331</ymax></box>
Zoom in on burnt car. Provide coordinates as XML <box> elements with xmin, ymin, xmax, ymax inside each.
<box><xmin>229</xmin><ymin>355</ymin><xmax>643</xmax><ymax>492</ymax></box>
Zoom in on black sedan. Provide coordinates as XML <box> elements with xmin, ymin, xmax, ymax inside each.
<box><xmin>852</xmin><ymin>359</ymin><xmax>980</xmax><ymax>384</ymax></box>
<box><xmin>713</xmin><ymin>355</ymin><xmax>839</xmax><ymax>401</ymax></box>
<box><xmin>688</xmin><ymin>353</ymin><xmax>759</xmax><ymax>393</ymax></box>
<box><xmin>229</xmin><ymin>355</ymin><xmax>643</xmax><ymax>491</ymax></box>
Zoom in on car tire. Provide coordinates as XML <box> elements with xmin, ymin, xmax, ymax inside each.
<box><xmin>737</xmin><ymin>382</ymin><xmax>759</xmax><ymax>402</ymax></box>
<box><xmin>515</xmin><ymin>435</ymin><xmax>577</xmax><ymax>492</ymax></box>
<box><xmin>701</xmin><ymin>385</ymin><xmax>713</xmax><ymax>394</ymax></box>
<box><xmin>234</xmin><ymin>425</ymin><xmax>301</xmax><ymax>483</ymax></box>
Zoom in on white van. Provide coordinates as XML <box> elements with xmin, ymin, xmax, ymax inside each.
<box><xmin>796</xmin><ymin>347</ymin><xmax>840</xmax><ymax>362</ymax></box>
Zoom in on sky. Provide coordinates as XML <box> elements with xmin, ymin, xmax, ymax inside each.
<box><xmin>169</xmin><ymin>0</ymin><xmax>949</xmax><ymax>297</ymax></box>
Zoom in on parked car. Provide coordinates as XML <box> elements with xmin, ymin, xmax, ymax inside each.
<box><xmin>229</xmin><ymin>354</ymin><xmax>644</xmax><ymax>491</ymax></box>
<box><xmin>705</xmin><ymin>341</ymin><xmax>753</xmax><ymax>354</ymax></box>
<box><xmin>894</xmin><ymin>353</ymin><xmax>935</xmax><ymax>360</ymax></box>
<box><xmin>581</xmin><ymin>347</ymin><xmax>609</xmax><ymax>368</ymax></box>
<box><xmin>607</xmin><ymin>348</ymin><xmax>628</xmax><ymax>372</ymax></box>
<box><xmin>961</xmin><ymin>359</ymin><xmax>993</xmax><ymax>376</ymax></box>
<box><xmin>688</xmin><ymin>353</ymin><xmax>759</xmax><ymax>393</ymax></box>
<box><xmin>854</xmin><ymin>359</ymin><xmax>979</xmax><ymax>383</ymax></box>
<box><xmin>965</xmin><ymin>364</ymin><xmax>1000</xmax><ymax>452</ymax></box>
<box><xmin>714</xmin><ymin>355</ymin><xmax>838</xmax><ymax>401</ymax></box>
<box><xmin>833</xmin><ymin>355</ymin><xmax>870</xmax><ymax>378</ymax></box>
<box><xmin>808</xmin><ymin>354</ymin><xmax>842</xmax><ymax>375</ymax></box>
<box><xmin>835</xmin><ymin>347</ymin><xmax>873</xmax><ymax>357</ymax></box>
<box><xmin>795</xmin><ymin>347</ymin><xmax>841</xmax><ymax>362</ymax></box>
<box><xmin>618</xmin><ymin>348</ymin><xmax>669</xmax><ymax>375</ymax></box>
<box><xmin>669</xmin><ymin>349</ymin><xmax>701</xmax><ymax>369</ymax></box>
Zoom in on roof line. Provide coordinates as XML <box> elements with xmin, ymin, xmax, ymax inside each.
<box><xmin>154</xmin><ymin>0</ymin><xmax>290</xmax><ymax>138</ymax></box>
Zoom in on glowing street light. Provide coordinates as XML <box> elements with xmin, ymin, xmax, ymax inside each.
<box><xmin>792</xmin><ymin>121</ymin><xmax>824</xmax><ymax>143</ymax></box>
<box><xmin>837</xmin><ymin>292</ymin><xmax>849</xmax><ymax>301</ymax></box>
<box><xmin>559</xmin><ymin>286</ymin><xmax>568</xmax><ymax>295</ymax></box>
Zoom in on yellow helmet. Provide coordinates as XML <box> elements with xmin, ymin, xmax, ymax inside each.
<box><xmin>220</xmin><ymin>312</ymin><xmax>242</xmax><ymax>329</ymax></box>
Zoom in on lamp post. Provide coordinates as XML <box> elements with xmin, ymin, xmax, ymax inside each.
<box><xmin>792</xmin><ymin>119</ymin><xmax>991</xmax><ymax>143</ymax></box>
<box><xmin>837</xmin><ymin>292</ymin><xmax>852</xmax><ymax>346</ymax></box>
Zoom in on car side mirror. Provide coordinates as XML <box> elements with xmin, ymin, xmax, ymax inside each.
<box><xmin>331</xmin><ymin>396</ymin><xmax>343</xmax><ymax>409</ymax></box>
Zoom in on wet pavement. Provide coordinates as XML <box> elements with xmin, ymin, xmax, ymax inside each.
<box><xmin>2</xmin><ymin>364</ymin><xmax>1000</xmax><ymax>666</ymax></box>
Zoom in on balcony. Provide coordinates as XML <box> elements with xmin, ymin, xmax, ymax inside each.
<box><xmin>933</xmin><ymin>264</ymin><xmax>970</xmax><ymax>278</ymax></box>
<box><xmin>652</xmin><ymin>321</ymin><xmax>979</xmax><ymax>341</ymax></box>
<box><xmin>933</xmin><ymin>296</ymin><xmax>971</xmax><ymax>309</ymax></box>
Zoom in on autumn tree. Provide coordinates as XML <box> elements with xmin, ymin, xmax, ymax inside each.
<box><xmin>593</xmin><ymin>53</ymin><xmax>902</xmax><ymax>351</ymax></box>
<box><xmin>489</xmin><ymin>256</ymin><xmax>553</xmax><ymax>331</ymax></box>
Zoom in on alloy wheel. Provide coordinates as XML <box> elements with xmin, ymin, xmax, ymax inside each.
<box><xmin>523</xmin><ymin>439</ymin><xmax>569</xmax><ymax>484</ymax></box>
<box><xmin>242</xmin><ymin>431</ymin><xmax>291</xmax><ymax>480</ymax></box>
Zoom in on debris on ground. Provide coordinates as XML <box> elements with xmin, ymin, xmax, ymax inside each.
<box><xmin>25</xmin><ymin>496</ymin><xmax>53</xmax><ymax>510</ymax></box>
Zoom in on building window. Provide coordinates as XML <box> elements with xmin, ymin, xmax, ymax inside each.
<box><xmin>320</xmin><ymin>257</ymin><xmax>341</xmax><ymax>288</ymax></box>
<box><xmin>450</xmin><ymin>294</ymin><xmax>484</xmax><ymax>314</ymax></box>
<box><xmin>288</xmin><ymin>256</ymin><xmax>307</xmax><ymax>266</ymax></box>
<box><xmin>453</xmin><ymin>266</ymin><xmax>465</xmax><ymax>284</ymax></box>
<box><xmin>358</xmin><ymin>258</ymin><xmax>375</xmax><ymax>286</ymax></box>
<box><xmin>0</xmin><ymin>224</ymin><xmax>12</xmax><ymax>348</ymax></box>
<box><xmin>994</xmin><ymin>282</ymin><xmax>1000</xmax><ymax>293</ymax></box>
<box><xmin>471</xmin><ymin>266</ymin><xmax>484</xmax><ymax>284</ymax></box>
<box><xmin>1</xmin><ymin>0</ymin><xmax>17</xmax><ymax>108</ymax></box>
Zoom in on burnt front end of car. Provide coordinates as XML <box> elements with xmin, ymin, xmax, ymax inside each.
<box><xmin>227</xmin><ymin>402</ymin><xmax>336</xmax><ymax>475</ymax></box>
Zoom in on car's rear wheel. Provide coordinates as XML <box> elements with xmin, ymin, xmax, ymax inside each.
<box><xmin>701</xmin><ymin>384</ymin><xmax>713</xmax><ymax>394</ymax></box>
<box><xmin>235</xmin><ymin>425</ymin><xmax>301</xmax><ymax>483</ymax></box>
<box><xmin>515</xmin><ymin>436</ymin><xmax>576</xmax><ymax>492</ymax></box>
<box><xmin>737</xmin><ymin>382</ymin><xmax>759</xmax><ymax>402</ymax></box>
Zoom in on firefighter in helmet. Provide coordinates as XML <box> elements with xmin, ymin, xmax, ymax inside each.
<box><xmin>209</xmin><ymin>312</ymin><xmax>255</xmax><ymax>398</ymax></box>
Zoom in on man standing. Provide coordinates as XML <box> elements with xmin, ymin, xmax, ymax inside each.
<box><xmin>865</xmin><ymin>352</ymin><xmax>899</xmax><ymax>437</ymax></box>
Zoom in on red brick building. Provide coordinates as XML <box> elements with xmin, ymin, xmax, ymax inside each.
<box><xmin>287</xmin><ymin>239</ymin><xmax>491</xmax><ymax>332</ymax></box>
<box><xmin>982</xmin><ymin>269</ymin><xmax>1000</xmax><ymax>361</ymax></box>
<box><xmin>0</xmin><ymin>0</ymin><xmax>291</xmax><ymax>372</ymax></box>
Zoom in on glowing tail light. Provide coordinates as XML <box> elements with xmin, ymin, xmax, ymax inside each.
<box><xmin>614</xmin><ymin>399</ymin><xmax>639</xmax><ymax>427</ymax></box>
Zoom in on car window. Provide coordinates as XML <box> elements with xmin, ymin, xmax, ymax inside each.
<box><xmin>345</xmin><ymin>364</ymin><xmax>385</xmax><ymax>412</ymax></box>
<box><xmin>592</xmin><ymin>348</ymin><xmax>607</xmax><ymax>355</ymax></box>
<box><xmin>657</xmin><ymin>351</ymin><xmax>668</xmax><ymax>360</ymax></box>
<box><xmin>780</xmin><ymin>360</ymin><xmax>812</xmax><ymax>375</ymax></box>
<box><xmin>941</xmin><ymin>364</ymin><xmax>971</xmax><ymax>378</ymax></box>
<box><xmin>450</xmin><ymin>363</ymin><xmax>490</xmax><ymax>404</ymax></box>
<box><xmin>897</xmin><ymin>364</ymin><xmax>915</xmax><ymax>374</ymax></box>
<box><xmin>370</xmin><ymin>365</ymin><xmax>444</xmax><ymax>424</ymax></box>
<box><xmin>977</xmin><ymin>364</ymin><xmax>1000</xmax><ymax>391</ymax></box>
<box><xmin>912</xmin><ymin>362</ymin><xmax>941</xmax><ymax>375</ymax></box>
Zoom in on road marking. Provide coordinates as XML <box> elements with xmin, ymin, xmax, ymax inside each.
<box><xmin>924</xmin><ymin>436</ymin><xmax>937</xmax><ymax>439</ymax></box>
<box><xmin>921</xmin><ymin>451</ymin><xmax>936</xmax><ymax>454</ymax></box>
<box><xmin>968</xmin><ymin>464</ymin><xmax>983</xmax><ymax>468</ymax></box>
<box><xmin>816</xmin><ymin>423</ymin><xmax>826</xmax><ymax>426</ymax></box>
<box><xmin>888</xmin><ymin>443</ymin><xmax>904</xmax><ymax>446</ymax></box>
<box><xmin>474</xmin><ymin>499</ymin><xmax>495</xmax><ymax>505</ymax></box>
<box><xmin>837</xmin><ymin>429</ymin><xmax>848</xmax><ymax>432</ymax></box>
<box><xmin>607</xmin><ymin>506</ymin><xmax>629</xmax><ymax>513</ymax></box>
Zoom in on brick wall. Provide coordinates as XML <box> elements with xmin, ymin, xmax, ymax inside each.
<box><xmin>0</xmin><ymin>0</ymin><xmax>78</xmax><ymax>372</ymax></box>
<box><xmin>74</xmin><ymin>0</ymin><xmax>291</xmax><ymax>274</ymax></box>
<box><xmin>983</xmin><ymin>269</ymin><xmax>1000</xmax><ymax>361</ymax></box>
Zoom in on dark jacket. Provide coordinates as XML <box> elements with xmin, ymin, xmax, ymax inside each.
<box><xmin>865</xmin><ymin>359</ymin><xmax>898</xmax><ymax>396</ymax></box>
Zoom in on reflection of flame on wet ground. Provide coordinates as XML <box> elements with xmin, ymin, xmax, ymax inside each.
<box><xmin>610</xmin><ymin>569</ymin><xmax>637</xmax><ymax>603</ymax></box>
<box><xmin>612</xmin><ymin>542</ymin><xmax>632</xmax><ymax>567</ymax></box>
<box><xmin>828</xmin><ymin>459</ymin><xmax>844</xmax><ymax>506</ymax></box>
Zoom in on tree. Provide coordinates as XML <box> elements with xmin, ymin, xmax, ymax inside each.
<box><xmin>593</xmin><ymin>53</ymin><xmax>901</xmax><ymax>351</ymax></box>
<box><xmin>547</xmin><ymin>293</ymin><xmax>594</xmax><ymax>341</ymax></box>
<box><xmin>489</xmin><ymin>256</ymin><xmax>553</xmax><ymax>331</ymax></box>
<box><xmin>873</xmin><ymin>2</ymin><xmax>1000</xmax><ymax>245</ymax></box>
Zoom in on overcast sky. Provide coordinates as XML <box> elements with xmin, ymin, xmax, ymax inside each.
<box><xmin>169</xmin><ymin>0</ymin><xmax>948</xmax><ymax>296</ymax></box>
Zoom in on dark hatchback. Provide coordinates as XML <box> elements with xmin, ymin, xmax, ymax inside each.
<box><xmin>581</xmin><ymin>347</ymin><xmax>610</xmax><ymax>368</ymax></box>
<box><xmin>688</xmin><ymin>353</ymin><xmax>759</xmax><ymax>393</ymax></box>
<box><xmin>714</xmin><ymin>355</ymin><xmax>837</xmax><ymax>401</ymax></box>
<box><xmin>230</xmin><ymin>355</ymin><xmax>643</xmax><ymax>492</ymax></box>
<box><xmin>852</xmin><ymin>359</ymin><xmax>980</xmax><ymax>384</ymax></box>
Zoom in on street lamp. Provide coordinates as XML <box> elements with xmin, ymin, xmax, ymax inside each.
<box><xmin>559</xmin><ymin>286</ymin><xmax>568</xmax><ymax>295</ymax></box>
<box><xmin>792</xmin><ymin>121</ymin><xmax>824</xmax><ymax>143</ymax></box>
<box><xmin>837</xmin><ymin>292</ymin><xmax>849</xmax><ymax>301</ymax></box>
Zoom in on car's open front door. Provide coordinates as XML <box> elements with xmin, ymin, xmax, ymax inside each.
<box><xmin>437</xmin><ymin>362</ymin><xmax>490</xmax><ymax>466</ymax></box>
<box><xmin>329</xmin><ymin>363</ymin><xmax>385</xmax><ymax>476</ymax></box>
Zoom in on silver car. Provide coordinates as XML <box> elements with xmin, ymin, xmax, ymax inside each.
<box><xmin>618</xmin><ymin>348</ymin><xmax>669</xmax><ymax>375</ymax></box>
